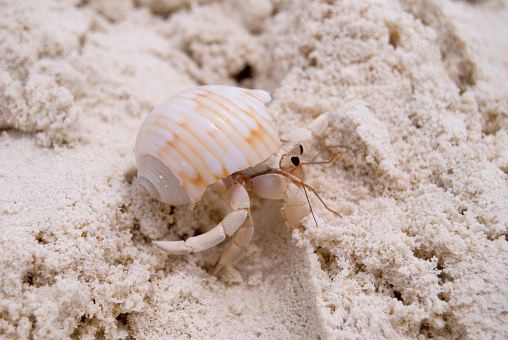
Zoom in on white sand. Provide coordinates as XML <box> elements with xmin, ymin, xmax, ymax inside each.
<box><xmin>1</xmin><ymin>0</ymin><xmax>507</xmax><ymax>339</ymax></box>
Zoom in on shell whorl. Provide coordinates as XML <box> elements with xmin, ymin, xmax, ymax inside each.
<box><xmin>134</xmin><ymin>85</ymin><xmax>281</xmax><ymax>205</ymax></box>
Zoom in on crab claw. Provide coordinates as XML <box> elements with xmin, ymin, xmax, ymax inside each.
<box><xmin>280</xmin><ymin>113</ymin><xmax>329</xmax><ymax>142</ymax></box>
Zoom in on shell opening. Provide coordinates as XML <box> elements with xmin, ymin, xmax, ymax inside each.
<box><xmin>137</xmin><ymin>155</ymin><xmax>191</xmax><ymax>205</ymax></box>
<box><xmin>137</xmin><ymin>177</ymin><xmax>157</xmax><ymax>198</ymax></box>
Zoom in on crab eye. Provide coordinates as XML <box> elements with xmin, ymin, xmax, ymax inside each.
<box><xmin>291</xmin><ymin>156</ymin><xmax>300</xmax><ymax>166</ymax></box>
<box><xmin>280</xmin><ymin>143</ymin><xmax>304</xmax><ymax>169</ymax></box>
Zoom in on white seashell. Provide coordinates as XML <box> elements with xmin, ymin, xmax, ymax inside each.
<box><xmin>134</xmin><ymin>85</ymin><xmax>281</xmax><ymax>205</ymax></box>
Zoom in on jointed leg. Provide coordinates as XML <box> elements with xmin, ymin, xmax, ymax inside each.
<box><xmin>153</xmin><ymin>179</ymin><xmax>250</xmax><ymax>254</ymax></box>
<box><xmin>250</xmin><ymin>173</ymin><xmax>311</xmax><ymax>229</ymax></box>
<box><xmin>213</xmin><ymin>212</ymin><xmax>254</xmax><ymax>277</ymax></box>
<box><xmin>280</xmin><ymin>113</ymin><xmax>329</xmax><ymax>143</ymax></box>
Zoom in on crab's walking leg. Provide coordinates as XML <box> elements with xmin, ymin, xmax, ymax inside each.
<box><xmin>250</xmin><ymin>173</ymin><xmax>310</xmax><ymax>228</ymax></box>
<box><xmin>153</xmin><ymin>179</ymin><xmax>250</xmax><ymax>255</ymax></box>
<box><xmin>280</xmin><ymin>113</ymin><xmax>329</xmax><ymax>143</ymax></box>
<box><xmin>213</xmin><ymin>212</ymin><xmax>254</xmax><ymax>277</ymax></box>
<box><xmin>213</xmin><ymin>175</ymin><xmax>310</xmax><ymax>276</ymax></box>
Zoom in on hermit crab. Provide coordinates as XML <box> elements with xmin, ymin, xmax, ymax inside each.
<box><xmin>135</xmin><ymin>85</ymin><xmax>340</xmax><ymax>276</ymax></box>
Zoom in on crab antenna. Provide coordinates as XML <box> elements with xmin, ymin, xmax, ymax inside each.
<box><xmin>289</xmin><ymin>147</ymin><xmax>348</xmax><ymax>176</ymax></box>
<box><xmin>302</xmin><ymin>150</ymin><xmax>342</xmax><ymax>166</ymax></box>
<box><xmin>276</xmin><ymin>169</ymin><xmax>342</xmax><ymax>218</ymax></box>
<box><xmin>307</xmin><ymin>144</ymin><xmax>357</xmax><ymax>164</ymax></box>
<box><xmin>302</xmin><ymin>185</ymin><xmax>319</xmax><ymax>227</ymax></box>
<box><xmin>301</xmin><ymin>183</ymin><xmax>342</xmax><ymax>218</ymax></box>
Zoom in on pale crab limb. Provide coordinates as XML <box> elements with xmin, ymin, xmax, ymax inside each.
<box><xmin>250</xmin><ymin>173</ymin><xmax>310</xmax><ymax>229</ymax></box>
<box><xmin>153</xmin><ymin>179</ymin><xmax>250</xmax><ymax>254</ymax></box>
<box><xmin>213</xmin><ymin>174</ymin><xmax>311</xmax><ymax>276</ymax></box>
<box><xmin>280</xmin><ymin>113</ymin><xmax>329</xmax><ymax>143</ymax></box>
<box><xmin>213</xmin><ymin>213</ymin><xmax>254</xmax><ymax>277</ymax></box>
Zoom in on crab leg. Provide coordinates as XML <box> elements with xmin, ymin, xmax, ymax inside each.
<box><xmin>250</xmin><ymin>173</ymin><xmax>310</xmax><ymax>229</ymax></box>
<box><xmin>213</xmin><ymin>212</ymin><xmax>254</xmax><ymax>277</ymax></box>
<box><xmin>153</xmin><ymin>179</ymin><xmax>250</xmax><ymax>254</ymax></box>
<box><xmin>280</xmin><ymin>113</ymin><xmax>329</xmax><ymax>143</ymax></box>
<box><xmin>214</xmin><ymin>173</ymin><xmax>312</xmax><ymax>276</ymax></box>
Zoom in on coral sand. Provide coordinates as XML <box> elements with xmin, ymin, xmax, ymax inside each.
<box><xmin>1</xmin><ymin>0</ymin><xmax>507</xmax><ymax>338</ymax></box>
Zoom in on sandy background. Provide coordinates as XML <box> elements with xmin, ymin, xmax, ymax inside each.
<box><xmin>1</xmin><ymin>0</ymin><xmax>507</xmax><ymax>339</ymax></box>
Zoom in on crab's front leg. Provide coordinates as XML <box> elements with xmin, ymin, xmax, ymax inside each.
<box><xmin>250</xmin><ymin>173</ymin><xmax>310</xmax><ymax>228</ymax></box>
<box><xmin>280</xmin><ymin>113</ymin><xmax>329</xmax><ymax>143</ymax></box>
<box><xmin>153</xmin><ymin>178</ymin><xmax>250</xmax><ymax>255</ymax></box>
<box><xmin>213</xmin><ymin>174</ymin><xmax>309</xmax><ymax>276</ymax></box>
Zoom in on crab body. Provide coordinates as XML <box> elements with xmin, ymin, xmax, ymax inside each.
<box><xmin>135</xmin><ymin>85</ymin><xmax>330</xmax><ymax>276</ymax></box>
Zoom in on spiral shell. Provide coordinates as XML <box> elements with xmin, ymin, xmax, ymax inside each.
<box><xmin>135</xmin><ymin>85</ymin><xmax>281</xmax><ymax>205</ymax></box>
